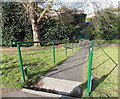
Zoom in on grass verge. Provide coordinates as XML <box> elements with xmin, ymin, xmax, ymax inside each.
<box><xmin>95</xmin><ymin>40</ymin><xmax>120</xmax><ymax>44</ymax></box>
<box><xmin>82</xmin><ymin>45</ymin><xmax>118</xmax><ymax>97</ymax></box>
<box><xmin>1</xmin><ymin>43</ymin><xmax>80</xmax><ymax>89</ymax></box>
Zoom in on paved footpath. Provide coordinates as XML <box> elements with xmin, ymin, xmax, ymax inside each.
<box><xmin>33</xmin><ymin>40</ymin><xmax>91</xmax><ymax>97</ymax></box>
<box><xmin>46</xmin><ymin>40</ymin><xmax>90</xmax><ymax>82</ymax></box>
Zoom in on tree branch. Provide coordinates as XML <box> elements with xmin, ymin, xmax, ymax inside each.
<box><xmin>37</xmin><ymin>0</ymin><xmax>53</xmax><ymax>22</ymax></box>
<box><xmin>20</xmin><ymin>2</ymin><xmax>28</xmax><ymax>11</ymax></box>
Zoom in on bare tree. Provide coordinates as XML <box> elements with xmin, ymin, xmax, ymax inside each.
<box><xmin>20</xmin><ymin>0</ymin><xmax>53</xmax><ymax>46</ymax></box>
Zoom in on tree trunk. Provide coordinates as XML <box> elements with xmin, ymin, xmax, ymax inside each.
<box><xmin>30</xmin><ymin>3</ymin><xmax>41</xmax><ymax>46</ymax></box>
<box><xmin>31</xmin><ymin>18</ymin><xmax>41</xmax><ymax>46</ymax></box>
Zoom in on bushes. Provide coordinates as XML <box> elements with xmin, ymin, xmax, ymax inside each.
<box><xmin>2</xmin><ymin>2</ymin><xmax>32</xmax><ymax>46</ymax></box>
<box><xmin>2</xmin><ymin>2</ymin><xmax>74</xmax><ymax>46</ymax></box>
<box><xmin>92</xmin><ymin>8</ymin><xmax>119</xmax><ymax>40</ymax></box>
<box><xmin>2</xmin><ymin>2</ymin><xmax>86</xmax><ymax>46</ymax></box>
<box><xmin>40</xmin><ymin>19</ymin><xmax>73</xmax><ymax>41</ymax></box>
<box><xmin>81</xmin><ymin>8</ymin><xmax>119</xmax><ymax>41</ymax></box>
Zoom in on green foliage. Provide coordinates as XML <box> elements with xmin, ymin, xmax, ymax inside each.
<box><xmin>2</xmin><ymin>2</ymin><xmax>86</xmax><ymax>46</ymax></box>
<box><xmin>2</xmin><ymin>2</ymin><xmax>32</xmax><ymax>46</ymax></box>
<box><xmin>40</xmin><ymin>18</ymin><xmax>74</xmax><ymax>41</ymax></box>
<box><xmin>87</xmin><ymin>17</ymin><xmax>93</xmax><ymax>22</ymax></box>
<box><xmin>92</xmin><ymin>8</ymin><xmax>119</xmax><ymax>40</ymax></box>
<box><xmin>81</xmin><ymin>21</ymin><xmax>95</xmax><ymax>40</ymax></box>
<box><xmin>60</xmin><ymin>11</ymin><xmax>74</xmax><ymax>25</ymax></box>
<box><xmin>73</xmin><ymin>14</ymin><xmax>86</xmax><ymax>26</ymax></box>
<box><xmin>60</xmin><ymin>12</ymin><xmax>86</xmax><ymax>27</ymax></box>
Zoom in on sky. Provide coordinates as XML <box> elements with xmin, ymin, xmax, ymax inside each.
<box><xmin>52</xmin><ymin>0</ymin><xmax>120</xmax><ymax>14</ymax></box>
<box><xmin>4</xmin><ymin>0</ymin><xmax>119</xmax><ymax>14</ymax></box>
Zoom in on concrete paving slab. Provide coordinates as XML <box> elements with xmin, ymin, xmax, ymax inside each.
<box><xmin>36</xmin><ymin>76</ymin><xmax>81</xmax><ymax>94</ymax></box>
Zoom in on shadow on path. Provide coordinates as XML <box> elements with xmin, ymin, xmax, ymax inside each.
<box><xmin>63</xmin><ymin>56</ymin><xmax>87</xmax><ymax>64</ymax></box>
<box><xmin>47</xmin><ymin>61</ymin><xmax>87</xmax><ymax>77</ymax></box>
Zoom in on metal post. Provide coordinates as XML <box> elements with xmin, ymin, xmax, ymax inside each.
<box><xmin>86</xmin><ymin>47</ymin><xmax>93</xmax><ymax>96</ymax></box>
<box><xmin>52</xmin><ymin>42</ymin><xmax>56</xmax><ymax>64</ymax></box>
<box><xmin>77</xmin><ymin>40</ymin><xmax>79</xmax><ymax>48</ymax></box>
<box><xmin>72</xmin><ymin>40</ymin><xmax>74</xmax><ymax>53</ymax></box>
<box><xmin>65</xmin><ymin>40</ymin><xmax>68</xmax><ymax>58</ymax></box>
<box><xmin>79</xmin><ymin>40</ymin><xmax>81</xmax><ymax>48</ymax></box>
<box><xmin>90</xmin><ymin>40</ymin><xmax>94</xmax><ymax>48</ymax></box>
<box><xmin>78</xmin><ymin>39</ymin><xmax>81</xmax><ymax>48</ymax></box>
<box><xmin>17</xmin><ymin>44</ymin><xmax>25</xmax><ymax>82</ymax></box>
<box><xmin>76</xmin><ymin>40</ymin><xmax>77</xmax><ymax>50</ymax></box>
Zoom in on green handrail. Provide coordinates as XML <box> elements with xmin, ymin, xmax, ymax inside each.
<box><xmin>86</xmin><ymin>40</ymin><xmax>94</xmax><ymax>96</ymax></box>
<box><xmin>86</xmin><ymin>47</ymin><xmax>93</xmax><ymax>96</ymax></box>
<box><xmin>90</xmin><ymin>40</ymin><xmax>94</xmax><ymax>48</ymax></box>
<box><xmin>65</xmin><ymin>40</ymin><xmax>68</xmax><ymax>58</ymax></box>
<box><xmin>13</xmin><ymin>39</ymin><xmax>81</xmax><ymax>83</ymax></box>
<box><xmin>17</xmin><ymin>44</ymin><xmax>25</xmax><ymax>82</ymax></box>
<box><xmin>13</xmin><ymin>40</ymin><xmax>66</xmax><ymax>45</ymax></box>
<box><xmin>72</xmin><ymin>40</ymin><xmax>74</xmax><ymax>53</ymax></box>
<box><xmin>52</xmin><ymin>42</ymin><xmax>56</xmax><ymax>64</ymax></box>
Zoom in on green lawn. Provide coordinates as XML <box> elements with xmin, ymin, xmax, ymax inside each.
<box><xmin>96</xmin><ymin>40</ymin><xmax>120</xmax><ymax>44</ymax></box>
<box><xmin>1</xmin><ymin>44</ymin><xmax>80</xmax><ymax>89</ymax></box>
<box><xmin>83</xmin><ymin>46</ymin><xmax>118</xmax><ymax>97</ymax></box>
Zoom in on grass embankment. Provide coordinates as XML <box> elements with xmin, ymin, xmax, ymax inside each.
<box><xmin>83</xmin><ymin>46</ymin><xmax>118</xmax><ymax>97</ymax></box>
<box><xmin>1</xmin><ymin>43</ymin><xmax>80</xmax><ymax>89</ymax></box>
<box><xmin>96</xmin><ymin>40</ymin><xmax>120</xmax><ymax>44</ymax></box>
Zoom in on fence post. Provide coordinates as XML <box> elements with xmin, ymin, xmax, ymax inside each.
<box><xmin>76</xmin><ymin>40</ymin><xmax>77</xmax><ymax>50</ymax></box>
<box><xmin>79</xmin><ymin>39</ymin><xmax>81</xmax><ymax>48</ymax></box>
<box><xmin>17</xmin><ymin>44</ymin><xmax>25</xmax><ymax>82</ymax></box>
<box><xmin>65</xmin><ymin>40</ymin><xmax>68</xmax><ymax>58</ymax></box>
<box><xmin>72</xmin><ymin>40</ymin><xmax>74</xmax><ymax>53</ymax></box>
<box><xmin>90</xmin><ymin>40</ymin><xmax>94</xmax><ymax>48</ymax></box>
<box><xmin>86</xmin><ymin>42</ymin><xmax>93</xmax><ymax>96</ymax></box>
<box><xmin>77</xmin><ymin>40</ymin><xmax>79</xmax><ymax>48</ymax></box>
<box><xmin>52</xmin><ymin>42</ymin><xmax>56</xmax><ymax>64</ymax></box>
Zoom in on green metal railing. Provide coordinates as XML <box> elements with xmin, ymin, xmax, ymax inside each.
<box><xmin>65</xmin><ymin>40</ymin><xmax>68</xmax><ymax>58</ymax></box>
<box><xmin>72</xmin><ymin>41</ymin><xmax>74</xmax><ymax>53</ymax></box>
<box><xmin>17</xmin><ymin>44</ymin><xmax>25</xmax><ymax>82</ymax></box>
<box><xmin>13</xmin><ymin>39</ymin><xmax>81</xmax><ymax>82</ymax></box>
<box><xmin>13</xmin><ymin>40</ymin><xmax>66</xmax><ymax>45</ymax></box>
<box><xmin>52</xmin><ymin>42</ymin><xmax>56</xmax><ymax>64</ymax></box>
<box><xmin>86</xmin><ymin>40</ymin><xmax>94</xmax><ymax>96</ymax></box>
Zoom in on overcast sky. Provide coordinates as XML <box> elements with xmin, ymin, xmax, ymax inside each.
<box><xmin>53</xmin><ymin>0</ymin><xmax>120</xmax><ymax>14</ymax></box>
<box><xmin>5</xmin><ymin>0</ymin><xmax>119</xmax><ymax>14</ymax></box>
